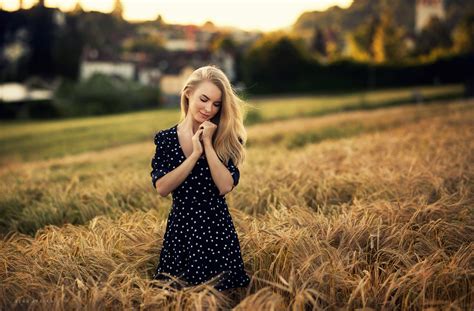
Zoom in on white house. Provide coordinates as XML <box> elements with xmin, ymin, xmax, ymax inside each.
<box><xmin>165</xmin><ymin>39</ymin><xmax>196</xmax><ymax>51</ymax></box>
<box><xmin>159</xmin><ymin>65</ymin><xmax>195</xmax><ymax>107</ymax></box>
<box><xmin>415</xmin><ymin>0</ymin><xmax>445</xmax><ymax>33</ymax></box>
<box><xmin>80</xmin><ymin>60</ymin><xmax>135</xmax><ymax>81</ymax></box>
<box><xmin>138</xmin><ymin>67</ymin><xmax>162</xmax><ymax>86</ymax></box>
<box><xmin>0</xmin><ymin>82</ymin><xmax>52</xmax><ymax>102</ymax></box>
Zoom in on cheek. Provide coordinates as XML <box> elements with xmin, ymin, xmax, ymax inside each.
<box><xmin>196</xmin><ymin>101</ymin><xmax>206</xmax><ymax>110</ymax></box>
<box><xmin>190</xmin><ymin>100</ymin><xmax>202</xmax><ymax>111</ymax></box>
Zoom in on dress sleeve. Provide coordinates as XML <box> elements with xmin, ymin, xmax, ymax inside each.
<box><xmin>226</xmin><ymin>158</ymin><xmax>240</xmax><ymax>188</ymax></box>
<box><xmin>150</xmin><ymin>130</ymin><xmax>171</xmax><ymax>189</ymax></box>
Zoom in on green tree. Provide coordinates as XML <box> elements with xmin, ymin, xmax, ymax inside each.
<box><xmin>242</xmin><ymin>33</ymin><xmax>311</xmax><ymax>92</ymax></box>
<box><xmin>53</xmin><ymin>14</ymin><xmax>84</xmax><ymax>79</ymax></box>
<box><xmin>311</xmin><ymin>26</ymin><xmax>327</xmax><ymax>59</ymax></box>
<box><xmin>413</xmin><ymin>17</ymin><xmax>452</xmax><ymax>57</ymax></box>
<box><xmin>122</xmin><ymin>34</ymin><xmax>165</xmax><ymax>54</ymax></box>
<box><xmin>351</xmin><ymin>15</ymin><xmax>378</xmax><ymax>61</ymax></box>
<box><xmin>452</xmin><ymin>12</ymin><xmax>474</xmax><ymax>53</ymax></box>
<box><xmin>210</xmin><ymin>34</ymin><xmax>237</xmax><ymax>55</ymax></box>
<box><xmin>350</xmin><ymin>10</ymin><xmax>407</xmax><ymax>63</ymax></box>
<box><xmin>382</xmin><ymin>14</ymin><xmax>408</xmax><ymax>62</ymax></box>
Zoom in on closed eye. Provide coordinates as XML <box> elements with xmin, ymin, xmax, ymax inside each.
<box><xmin>201</xmin><ymin>97</ymin><xmax>221</xmax><ymax>107</ymax></box>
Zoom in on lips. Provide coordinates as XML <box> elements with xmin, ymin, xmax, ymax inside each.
<box><xmin>200</xmin><ymin>112</ymin><xmax>210</xmax><ymax>118</ymax></box>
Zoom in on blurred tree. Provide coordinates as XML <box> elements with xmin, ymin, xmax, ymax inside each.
<box><xmin>346</xmin><ymin>34</ymin><xmax>370</xmax><ymax>62</ymax></box>
<box><xmin>112</xmin><ymin>0</ymin><xmax>124</xmax><ymax>20</ymax></box>
<box><xmin>53</xmin><ymin>14</ymin><xmax>83</xmax><ymax>79</ymax></box>
<box><xmin>412</xmin><ymin>16</ymin><xmax>452</xmax><ymax>57</ymax></box>
<box><xmin>210</xmin><ymin>34</ymin><xmax>249</xmax><ymax>82</ymax></box>
<box><xmin>324</xmin><ymin>27</ymin><xmax>343</xmax><ymax>61</ymax></box>
<box><xmin>72</xmin><ymin>1</ymin><xmax>84</xmax><ymax>14</ymax></box>
<box><xmin>350</xmin><ymin>9</ymin><xmax>407</xmax><ymax>63</ymax></box>
<box><xmin>242</xmin><ymin>32</ymin><xmax>311</xmax><ymax>92</ymax></box>
<box><xmin>27</xmin><ymin>4</ymin><xmax>56</xmax><ymax>78</ymax></box>
<box><xmin>210</xmin><ymin>34</ymin><xmax>237</xmax><ymax>55</ymax></box>
<box><xmin>54</xmin><ymin>73</ymin><xmax>161</xmax><ymax>116</ymax></box>
<box><xmin>371</xmin><ymin>16</ymin><xmax>385</xmax><ymax>63</ymax></box>
<box><xmin>0</xmin><ymin>10</ymin><xmax>30</xmax><ymax>81</ymax></box>
<box><xmin>382</xmin><ymin>13</ymin><xmax>408</xmax><ymax>62</ymax></box>
<box><xmin>122</xmin><ymin>34</ymin><xmax>165</xmax><ymax>54</ymax></box>
<box><xmin>310</xmin><ymin>26</ymin><xmax>328</xmax><ymax>60</ymax></box>
<box><xmin>350</xmin><ymin>15</ymin><xmax>378</xmax><ymax>61</ymax></box>
<box><xmin>77</xmin><ymin>12</ymin><xmax>130</xmax><ymax>59</ymax></box>
<box><xmin>155</xmin><ymin>14</ymin><xmax>166</xmax><ymax>26</ymax></box>
<box><xmin>452</xmin><ymin>11</ymin><xmax>474</xmax><ymax>53</ymax></box>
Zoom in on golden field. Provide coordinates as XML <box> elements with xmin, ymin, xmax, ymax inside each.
<box><xmin>0</xmin><ymin>94</ymin><xmax>473</xmax><ymax>310</ymax></box>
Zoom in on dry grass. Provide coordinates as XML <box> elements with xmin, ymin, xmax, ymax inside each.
<box><xmin>0</xmin><ymin>84</ymin><xmax>464</xmax><ymax>165</ymax></box>
<box><xmin>0</xmin><ymin>98</ymin><xmax>473</xmax><ymax>310</ymax></box>
<box><xmin>0</xmin><ymin>99</ymin><xmax>471</xmax><ymax>235</ymax></box>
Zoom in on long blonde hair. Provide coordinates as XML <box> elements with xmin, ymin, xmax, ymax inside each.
<box><xmin>179</xmin><ymin>65</ymin><xmax>248</xmax><ymax>167</ymax></box>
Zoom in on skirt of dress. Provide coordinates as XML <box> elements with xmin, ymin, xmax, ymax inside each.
<box><xmin>152</xmin><ymin>196</ymin><xmax>251</xmax><ymax>292</ymax></box>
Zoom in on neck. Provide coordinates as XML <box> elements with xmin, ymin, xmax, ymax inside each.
<box><xmin>179</xmin><ymin>114</ymin><xmax>202</xmax><ymax>134</ymax></box>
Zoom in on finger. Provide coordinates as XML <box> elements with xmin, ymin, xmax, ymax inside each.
<box><xmin>194</xmin><ymin>130</ymin><xmax>203</xmax><ymax>138</ymax></box>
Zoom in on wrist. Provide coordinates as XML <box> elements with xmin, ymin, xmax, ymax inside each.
<box><xmin>203</xmin><ymin>139</ymin><xmax>213</xmax><ymax>147</ymax></box>
<box><xmin>190</xmin><ymin>152</ymin><xmax>201</xmax><ymax>161</ymax></box>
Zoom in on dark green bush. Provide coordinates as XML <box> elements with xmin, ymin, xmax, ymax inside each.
<box><xmin>54</xmin><ymin>73</ymin><xmax>162</xmax><ymax>117</ymax></box>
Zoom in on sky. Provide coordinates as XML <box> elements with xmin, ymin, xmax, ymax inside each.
<box><xmin>0</xmin><ymin>0</ymin><xmax>353</xmax><ymax>32</ymax></box>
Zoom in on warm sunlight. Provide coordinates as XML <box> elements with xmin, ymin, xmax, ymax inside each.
<box><xmin>2</xmin><ymin>0</ymin><xmax>473</xmax><ymax>308</ymax></box>
<box><xmin>0</xmin><ymin>0</ymin><xmax>353</xmax><ymax>31</ymax></box>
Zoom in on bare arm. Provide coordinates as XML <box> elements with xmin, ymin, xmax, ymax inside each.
<box><xmin>203</xmin><ymin>139</ymin><xmax>234</xmax><ymax>196</ymax></box>
<box><xmin>155</xmin><ymin>153</ymin><xmax>200</xmax><ymax>197</ymax></box>
<box><xmin>155</xmin><ymin>128</ymin><xmax>204</xmax><ymax>197</ymax></box>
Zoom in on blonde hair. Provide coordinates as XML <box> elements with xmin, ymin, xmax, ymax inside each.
<box><xmin>179</xmin><ymin>65</ymin><xmax>248</xmax><ymax>167</ymax></box>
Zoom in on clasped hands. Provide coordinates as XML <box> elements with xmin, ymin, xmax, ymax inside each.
<box><xmin>198</xmin><ymin>121</ymin><xmax>217</xmax><ymax>146</ymax></box>
<box><xmin>191</xmin><ymin>121</ymin><xmax>217</xmax><ymax>159</ymax></box>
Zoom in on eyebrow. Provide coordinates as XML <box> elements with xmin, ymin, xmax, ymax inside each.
<box><xmin>201</xmin><ymin>93</ymin><xmax>222</xmax><ymax>104</ymax></box>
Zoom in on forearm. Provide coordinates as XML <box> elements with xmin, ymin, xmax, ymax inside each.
<box><xmin>203</xmin><ymin>139</ymin><xmax>234</xmax><ymax>195</ymax></box>
<box><xmin>155</xmin><ymin>153</ymin><xmax>200</xmax><ymax>197</ymax></box>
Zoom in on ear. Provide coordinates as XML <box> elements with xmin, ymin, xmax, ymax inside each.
<box><xmin>183</xmin><ymin>89</ymin><xmax>190</xmax><ymax>101</ymax></box>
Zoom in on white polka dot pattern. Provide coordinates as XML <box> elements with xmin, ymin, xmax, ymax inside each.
<box><xmin>150</xmin><ymin>124</ymin><xmax>250</xmax><ymax>292</ymax></box>
<box><xmin>151</xmin><ymin>130</ymin><xmax>171</xmax><ymax>189</ymax></box>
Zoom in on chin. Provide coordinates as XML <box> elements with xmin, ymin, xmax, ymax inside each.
<box><xmin>194</xmin><ymin>117</ymin><xmax>204</xmax><ymax>124</ymax></box>
<box><xmin>197</xmin><ymin>113</ymin><xmax>210</xmax><ymax>121</ymax></box>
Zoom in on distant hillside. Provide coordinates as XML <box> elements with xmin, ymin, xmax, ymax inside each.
<box><xmin>293</xmin><ymin>0</ymin><xmax>474</xmax><ymax>35</ymax></box>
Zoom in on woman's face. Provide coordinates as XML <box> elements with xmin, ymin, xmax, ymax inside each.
<box><xmin>187</xmin><ymin>80</ymin><xmax>222</xmax><ymax>124</ymax></box>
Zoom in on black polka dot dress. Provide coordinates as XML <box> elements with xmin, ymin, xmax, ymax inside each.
<box><xmin>150</xmin><ymin>124</ymin><xmax>251</xmax><ymax>292</ymax></box>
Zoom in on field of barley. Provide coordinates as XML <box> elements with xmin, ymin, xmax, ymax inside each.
<box><xmin>0</xmin><ymin>87</ymin><xmax>473</xmax><ymax>310</ymax></box>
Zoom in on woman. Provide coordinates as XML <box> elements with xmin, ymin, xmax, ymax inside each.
<box><xmin>150</xmin><ymin>65</ymin><xmax>251</xmax><ymax>293</ymax></box>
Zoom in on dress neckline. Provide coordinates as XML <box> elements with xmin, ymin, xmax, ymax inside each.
<box><xmin>173</xmin><ymin>124</ymin><xmax>205</xmax><ymax>161</ymax></box>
